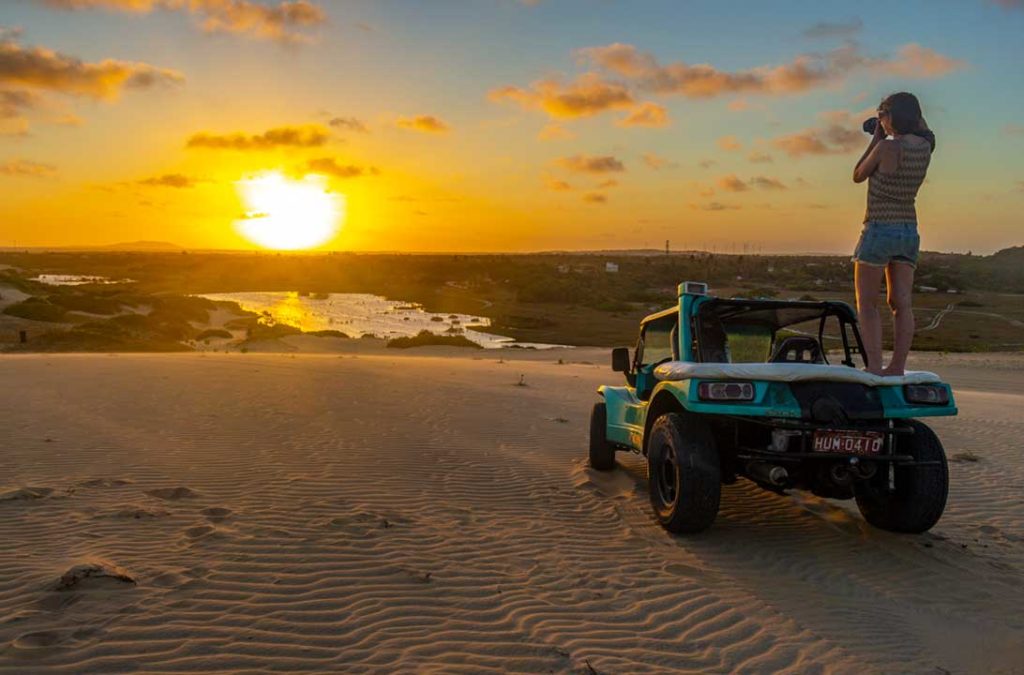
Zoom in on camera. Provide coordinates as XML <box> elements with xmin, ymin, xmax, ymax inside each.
<box><xmin>863</xmin><ymin>117</ymin><xmax>879</xmax><ymax>134</ymax></box>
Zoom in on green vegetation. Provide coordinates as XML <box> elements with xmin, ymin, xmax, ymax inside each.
<box><xmin>3</xmin><ymin>297</ymin><xmax>67</xmax><ymax>322</ymax></box>
<box><xmin>196</xmin><ymin>328</ymin><xmax>232</xmax><ymax>340</ymax></box>
<box><xmin>2</xmin><ymin>248</ymin><xmax>1024</xmax><ymax>352</ymax></box>
<box><xmin>386</xmin><ymin>330</ymin><xmax>482</xmax><ymax>349</ymax></box>
<box><xmin>306</xmin><ymin>329</ymin><xmax>350</xmax><ymax>338</ymax></box>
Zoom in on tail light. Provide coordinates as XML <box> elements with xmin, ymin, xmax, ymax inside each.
<box><xmin>903</xmin><ymin>384</ymin><xmax>949</xmax><ymax>405</ymax></box>
<box><xmin>698</xmin><ymin>381</ymin><xmax>754</xmax><ymax>401</ymax></box>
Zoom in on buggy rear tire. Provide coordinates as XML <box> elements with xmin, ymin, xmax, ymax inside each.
<box><xmin>854</xmin><ymin>420</ymin><xmax>948</xmax><ymax>533</ymax></box>
<box><xmin>647</xmin><ymin>412</ymin><xmax>720</xmax><ymax>533</ymax></box>
<box><xmin>589</xmin><ymin>403</ymin><xmax>616</xmax><ymax>471</ymax></box>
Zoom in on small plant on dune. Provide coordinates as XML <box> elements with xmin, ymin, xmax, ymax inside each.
<box><xmin>386</xmin><ymin>330</ymin><xmax>482</xmax><ymax>349</ymax></box>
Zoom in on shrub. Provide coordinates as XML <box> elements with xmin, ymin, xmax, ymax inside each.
<box><xmin>2</xmin><ymin>297</ymin><xmax>66</xmax><ymax>322</ymax></box>
<box><xmin>386</xmin><ymin>330</ymin><xmax>482</xmax><ymax>349</ymax></box>
<box><xmin>306</xmin><ymin>329</ymin><xmax>350</xmax><ymax>338</ymax></box>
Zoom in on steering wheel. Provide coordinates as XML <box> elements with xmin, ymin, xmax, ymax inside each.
<box><xmin>770</xmin><ymin>336</ymin><xmax>824</xmax><ymax>364</ymax></box>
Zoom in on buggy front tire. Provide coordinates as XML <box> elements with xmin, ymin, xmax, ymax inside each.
<box><xmin>647</xmin><ymin>412</ymin><xmax>720</xmax><ymax>533</ymax></box>
<box><xmin>854</xmin><ymin>420</ymin><xmax>949</xmax><ymax>533</ymax></box>
<box><xmin>589</xmin><ymin>403</ymin><xmax>616</xmax><ymax>471</ymax></box>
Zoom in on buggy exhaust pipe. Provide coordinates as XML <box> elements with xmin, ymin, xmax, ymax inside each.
<box><xmin>746</xmin><ymin>461</ymin><xmax>789</xmax><ymax>487</ymax></box>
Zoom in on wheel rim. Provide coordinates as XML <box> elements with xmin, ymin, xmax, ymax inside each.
<box><xmin>655</xmin><ymin>441</ymin><xmax>678</xmax><ymax>506</ymax></box>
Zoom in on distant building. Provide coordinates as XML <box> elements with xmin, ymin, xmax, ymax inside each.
<box><xmin>605</xmin><ymin>262</ymin><xmax>619</xmax><ymax>273</ymax></box>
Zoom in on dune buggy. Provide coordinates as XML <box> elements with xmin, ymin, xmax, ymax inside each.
<box><xmin>590</xmin><ymin>282</ymin><xmax>957</xmax><ymax>534</ymax></box>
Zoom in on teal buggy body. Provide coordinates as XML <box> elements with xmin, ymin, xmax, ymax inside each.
<box><xmin>589</xmin><ymin>282</ymin><xmax>957</xmax><ymax>534</ymax></box>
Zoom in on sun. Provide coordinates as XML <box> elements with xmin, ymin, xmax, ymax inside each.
<box><xmin>235</xmin><ymin>171</ymin><xmax>344</xmax><ymax>250</ymax></box>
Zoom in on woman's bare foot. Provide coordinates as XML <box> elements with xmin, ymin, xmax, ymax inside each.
<box><xmin>880</xmin><ymin>365</ymin><xmax>905</xmax><ymax>377</ymax></box>
<box><xmin>864</xmin><ymin>366</ymin><xmax>886</xmax><ymax>376</ymax></box>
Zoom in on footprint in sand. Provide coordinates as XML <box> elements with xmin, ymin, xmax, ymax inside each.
<box><xmin>13</xmin><ymin>630</ymin><xmax>65</xmax><ymax>650</ymax></box>
<box><xmin>56</xmin><ymin>562</ymin><xmax>136</xmax><ymax>591</ymax></box>
<box><xmin>146</xmin><ymin>486</ymin><xmax>199</xmax><ymax>500</ymax></box>
<box><xmin>201</xmin><ymin>506</ymin><xmax>233</xmax><ymax>522</ymax></box>
<box><xmin>0</xmin><ymin>487</ymin><xmax>53</xmax><ymax>502</ymax></box>
<box><xmin>99</xmin><ymin>505</ymin><xmax>169</xmax><ymax>520</ymax></box>
<box><xmin>78</xmin><ymin>478</ymin><xmax>133</xmax><ymax>489</ymax></box>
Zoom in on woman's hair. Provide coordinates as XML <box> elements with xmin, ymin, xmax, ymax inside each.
<box><xmin>880</xmin><ymin>92</ymin><xmax>923</xmax><ymax>135</ymax></box>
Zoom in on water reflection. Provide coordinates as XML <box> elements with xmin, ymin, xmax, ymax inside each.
<box><xmin>200</xmin><ymin>291</ymin><xmax>563</xmax><ymax>350</ymax></box>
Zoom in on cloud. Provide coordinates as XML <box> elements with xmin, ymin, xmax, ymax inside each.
<box><xmin>554</xmin><ymin>154</ymin><xmax>625</xmax><ymax>174</ymax></box>
<box><xmin>582</xmin><ymin>192</ymin><xmax>607</xmax><ymax>204</ymax></box>
<box><xmin>747</xmin><ymin>151</ymin><xmax>773</xmax><ymax>163</ymax></box>
<box><xmin>1003</xmin><ymin>123</ymin><xmax>1024</xmax><ymax>136</ymax></box>
<box><xmin>0</xmin><ymin>30</ymin><xmax>183</xmax><ymax>98</ymax></box>
<box><xmin>329</xmin><ymin>116</ymin><xmax>368</xmax><ymax>133</ymax></box>
<box><xmin>616</xmin><ymin>101</ymin><xmax>669</xmax><ymax>128</ymax></box>
<box><xmin>596</xmin><ymin>179</ymin><xmax>619</xmax><ymax>189</ymax></box>
<box><xmin>577</xmin><ymin>41</ymin><xmax>964</xmax><ymax>100</ymax></box>
<box><xmin>0</xmin><ymin>88</ymin><xmax>39</xmax><ymax>118</ymax></box>
<box><xmin>545</xmin><ymin>177</ymin><xmax>572</xmax><ymax>191</ymax></box>
<box><xmin>727</xmin><ymin>99</ymin><xmax>750</xmax><ymax>111</ymax></box>
<box><xmin>186</xmin><ymin>124</ymin><xmax>329</xmax><ymax>150</ymax></box>
<box><xmin>304</xmin><ymin>156</ymin><xmax>379</xmax><ymax>178</ymax></box>
<box><xmin>0</xmin><ymin>158</ymin><xmax>56</xmax><ymax>177</ymax></box>
<box><xmin>771</xmin><ymin>109</ymin><xmax>864</xmax><ymax>157</ymax></box>
<box><xmin>538</xmin><ymin>123</ymin><xmax>574</xmax><ymax>141</ymax></box>
<box><xmin>138</xmin><ymin>173</ymin><xmax>199</xmax><ymax>187</ymax></box>
<box><xmin>714</xmin><ymin>174</ymin><xmax>787</xmax><ymax>192</ymax></box>
<box><xmin>642</xmin><ymin>152</ymin><xmax>677</xmax><ymax>170</ymax></box>
<box><xmin>748</xmin><ymin>175</ymin><xmax>787</xmax><ymax>190</ymax></box>
<box><xmin>802</xmin><ymin>18</ymin><xmax>863</xmax><ymax>39</ymax></box>
<box><xmin>690</xmin><ymin>201</ymin><xmax>739</xmax><ymax>211</ymax></box>
<box><xmin>717</xmin><ymin>135</ymin><xmax>742</xmax><ymax>151</ymax></box>
<box><xmin>716</xmin><ymin>174</ymin><xmax>749</xmax><ymax>192</ymax></box>
<box><xmin>698</xmin><ymin>158</ymin><xmax>717</xmax><ymax>169</ymax></box>
<box><xmin>38</xmin><ymin>0</ymin><xmax>326</xmax><ymax>44</ymax></box>
<box><xmin>994</xmin><ymin>0</ymin><xmax>1024</xmax><ymax>8</ymax></box>
<box><xmin>489</xmin><ymin>72</ymin><xmax>634</xmax><ymax>119</ymax></box>
<box><xmin>395</xmin><ymin>114</ymin><xmax>449</xmax><ymax>133</ymax></box>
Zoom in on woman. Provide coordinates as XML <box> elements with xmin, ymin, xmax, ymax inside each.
<box><xmin>852</xmin><ymin>92</ymin><xmax>933</xmax><ymax>376</ymax></box>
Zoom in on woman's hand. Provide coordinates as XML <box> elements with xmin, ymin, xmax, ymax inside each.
<box><xmin>873</xmin><ymin>119</ymin><xmax>887</xmax><ymax>140</ymax></box>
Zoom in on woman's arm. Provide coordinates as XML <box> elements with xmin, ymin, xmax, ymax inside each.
<box><xmin>853</xmin><ymin>123</ymin><xmax>887</xmax><ymax>183</ymax></box>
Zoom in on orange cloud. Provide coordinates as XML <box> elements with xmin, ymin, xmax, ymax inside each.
<box><xmin>642</xmin><ymin>152</ymin><xmax>677</xmax><ymax>170</ymax></box>
<box><xmin>328</xmin><ymin>116</ymin><xmax>368</xmax><ymax>133</ymax></box>
<box><xmin>304</xmin><ymin>157</ymin><xmax>379</xmax><ymax>178</ymax></box>
<box><xmin>537</xmin><ymin>123</ymin><xmax>574</xmax><ymax>141</ymax></box>
<box><xmin>717</xmin><ymin>135</ymin><xmax>742</xmax><ymax>151</ymax></box>
<box><xmin>186</xmin><ymin>124</ymin><xmax>329</xmax><ymax>150</ymax></box>
<box><xmin>772</xmin><ymin>110</ymin><xmax>863</xmax><ymax>158</ymax></box>
<box><xmin>617</xmin><ymin>101</ymin><xmax>669</xmax><ymax>128</ymax></box>
<box><xmin>748</xmin><ymin>151</ymin><xmax>773</xmax><ymax>163</ymax></box>
<box><xmin>716</xmin><ymin>174</ymin><xmax>749</xmax><ymax>192</ymax></box>
<box><xmin>748</xmin><ymin>175</ymin><xmax>787</xmax><ymax>190</ymax></box>
<box><xmin>596</xmin><ymin>179</ymin><xmax>619</xmax><ymax>189</ymax></box>
<box><xmin>396</xmin><ymin>115</ymin><xmax>449</xmax><ymax>133</ymax></box>
<box><xmin>690</xmin><ymin>201</ymin><xmax>739</xmax><ymax>211</ymax></box>
<box><xmin>489</xmin><ymin>72</ymin><xmax>634</xmax><ymax>119</ymax></box>
<box><xmin>554</xmin><ymin>155</ymin><xmax>625</xmax><ymax>174</ymax></box>
<box><xmin>0</xmin><ymin>32</ymin><xmax>183</xmax><ymax>99</ymax></box>
<box><xmin>545</xmin><ymin>177</ymin><xmax>572</xmax><ymax>191</ymax></box>
<box><xmin>0</xmin><ymin>158</ymin><xmax>57</xmax><ymax>177</ymax></box>
<box><xmin>138</xmin><ymin>173</ymin><xmax>199</xmax><ymax>187</ymax></box>
<box><xmin>577</xmin><ymin>41</ymin><xmax>964</xmax><ymax>99</ymax></box>
<box><xmin>583</xmin><ymin>192</ymin><xmax>607</xmax><ymax>204</ymax></box>
<box><xmin>39</xmin><ymin>0</ymin><xmax>326</xmax><ymax>44</ymax></box>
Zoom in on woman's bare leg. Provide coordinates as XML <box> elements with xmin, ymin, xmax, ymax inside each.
<box><xmin>855</xmin><ymin>262</ymin><xmax>887</xmax><ymax>374</ymax></box>
<box><xmin>883</xmin><ymin>262</ymin><xmax>915</xmax><ymax>376</ymax></box>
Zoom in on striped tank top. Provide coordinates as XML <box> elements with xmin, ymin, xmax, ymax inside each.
<box><xmin>864</xmin><ymin>136</ymin><xmax>931</xmax><ymax>224</ymax></box>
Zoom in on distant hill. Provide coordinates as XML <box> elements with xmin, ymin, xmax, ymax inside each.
<box><xmin>990</xmin><ymin>246</ymin><xmax>1024</xmax><ymax>265</ymax></box>
<box><xmin>98</xmin><ymin>241</ymin><xmax>182</xmax><ymax>252</ymax></box>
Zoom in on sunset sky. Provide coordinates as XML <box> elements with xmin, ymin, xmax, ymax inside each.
<box><xmin>1</xmin><ymin>0</ymin><xmax>1022</xmax><ymax>254</ymax></box>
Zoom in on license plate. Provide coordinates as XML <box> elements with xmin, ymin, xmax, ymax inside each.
<box><xmin>812</xmin><ymin>430</ymin><xmax>884</xmax><ymax>455</ymax></box>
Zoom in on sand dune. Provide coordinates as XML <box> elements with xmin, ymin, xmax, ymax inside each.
<box><xmin>1</xmin><ymin>352</ymin><xmax>1022</xmax><ymax>673</ymax></box>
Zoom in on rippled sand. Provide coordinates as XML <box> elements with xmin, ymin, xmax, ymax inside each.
<box><xmin>1</xmin><ymin>352</ymin><xmax>1022</xmax><ymax>673</ymax></box>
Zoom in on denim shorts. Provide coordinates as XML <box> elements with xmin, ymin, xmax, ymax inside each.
<box><xmin>852</xmin><ymin>222</ymin><xmax>920</xmax><ymax>268</ymax></box>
